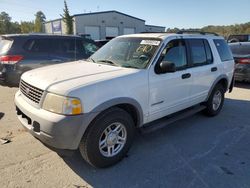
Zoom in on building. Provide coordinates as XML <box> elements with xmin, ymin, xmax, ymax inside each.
<box><xmin>44</xmin><ymin>10</ymin><xmax>165</xmax><ymax>40</ymax></box>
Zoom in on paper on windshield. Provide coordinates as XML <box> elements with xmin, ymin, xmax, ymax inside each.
<box><xmin>140</xmin><ymin>40</ymin><xmax>160</xmax><ymax>46</ymax></box>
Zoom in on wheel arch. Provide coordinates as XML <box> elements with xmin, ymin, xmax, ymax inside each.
<box><xmin>90</xmin><ymin>97</ymin><xmax>144</xmax><ymax>128</ymax></box>
<box><xmin>206</xmin><ymin>75</ymin><xmax>228</xmax><ymax>101</ymax></box>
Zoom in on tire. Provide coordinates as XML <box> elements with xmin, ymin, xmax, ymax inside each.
<box><xmin>204</xmin><ymin>84</ymin><xmax>225</xmax><ymax>116</ymax></box>
<box><xmin>79</xmin><ymin>107</ymin><xmax>135</xmax><ymax>168</ymax></box>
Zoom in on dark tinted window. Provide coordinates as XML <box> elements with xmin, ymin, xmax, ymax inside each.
<box><xmin>50</xmin><ymin>38</ymin><xmax>84</xmax><ymax>59</ymax></box>
<box><xmin>24</xmin><ymin>39</ymin><xmax>50</xmax><ymax>53</ymax></box>
<box><xmin>162</xmin><ymin>39</ymin><xmax>187</xmax><ymax>69</ymax></box>
<box><xmin>188</xmin><ymin>39</ymin><xmax>207</xmax><ymax>65</ymax></box>
<box><xmin>214</xmin><ymin>39</ymin><xmax>233</xmax><ymax>61</ymax></box>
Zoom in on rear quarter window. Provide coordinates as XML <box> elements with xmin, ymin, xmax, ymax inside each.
<box><xmin>213</xmin><ymin>39</ymin><xmax>233</xmax><ymax>62</ymax></box>
<box><xmin>0</xmin><ymin>37</ymin><xmax>13</xmax><ymax>55</ymax></box>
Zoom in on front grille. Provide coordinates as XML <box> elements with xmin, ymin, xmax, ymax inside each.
<box><xmin>20</xmin><ymin>80</ymin><xmax>44</xmax><ymax>104</ymax></box>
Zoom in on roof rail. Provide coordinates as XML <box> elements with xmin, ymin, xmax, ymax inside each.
<box><xmin>176</xmin><ymin>30</ymin><xmax>219</xmax><ymax>36</ymax></box>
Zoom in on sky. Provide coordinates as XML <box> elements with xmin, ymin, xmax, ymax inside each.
<box><xmin>1</xmin><ymin>0</ymin><xmax>250</xmax><ymax>29</ymax></box>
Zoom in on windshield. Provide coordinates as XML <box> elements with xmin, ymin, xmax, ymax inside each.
<box><xmin>89</xmin><ymin>37</ymin><xmax>161</xmax><ymax>69</ymax></box>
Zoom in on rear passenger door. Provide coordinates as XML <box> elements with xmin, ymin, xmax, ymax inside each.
<box><xmin>186</xmin><ymin>38</ymin><xmax>218</xmax><ymax>104</ymax></box>
<box><xmin>49</xmin><ymin>38</ymin><xmax>87</xmax><ymax>63</ymax></box>
<box><xmin>23</xmin><ymin>38</ymin><xmax>51</xmax><ymax>69</ymax></box>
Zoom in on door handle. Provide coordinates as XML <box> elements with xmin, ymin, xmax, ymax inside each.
<box><xmin>182</xmin><ymin>73</ymin><xmax>191</xmax><ymax>79</ymax></box>
<box><xmin>211</xmin><ymin>67</ymin><xmax>217</xmax><ymax>72</ymax></box>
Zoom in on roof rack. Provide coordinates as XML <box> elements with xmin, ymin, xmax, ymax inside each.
<box><xmin>176</xmin><ymin>30</ymin><xmax>219</xmax><ymax>36</ymax></box>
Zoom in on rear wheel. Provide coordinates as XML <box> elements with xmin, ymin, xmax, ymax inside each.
<box><xmin>204</xmin><ymin>84</ymin><xmax>225</xmax><ymax>116</ymax></box>
<box><xmin>79</xmin><ymin>107</ymin><xmax>135</xmax><ymax>168</ymax></box>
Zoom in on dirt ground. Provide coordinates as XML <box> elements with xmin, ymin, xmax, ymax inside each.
<box><xmin>0</xmin><ymin>83</ymin><xmax>250</xmax><ymax>188</ymax></box>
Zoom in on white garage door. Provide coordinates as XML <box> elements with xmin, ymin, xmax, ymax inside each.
<box><xmin>124</xmin><ymin>28</ymin><xmax>135</xmax><ymax>35</ymax></box>
<box><xmin>85</xmin><ymin>26</ymin><xmax>100</xmax><ymax>40</ymax></box>
<box><xmin>106</xmin><ymin>27</ymin><xmax>119</xmax><ymax>38</ymax></box>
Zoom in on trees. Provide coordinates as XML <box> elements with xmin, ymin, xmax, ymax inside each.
<box><xmin>34</xmin><ymin>11</ymin><xmax>46</xmax><ymax>32</ymax></box>
<box><xmin>167</xmin><ymin>22</ymin><xmax>250</xmax><ymax>38</ymax></box>
<box><xmin>61</xmin><ymin>0</ymin><xmax>73</xmax><ymax>34</ymax></box>
<box><xmin>0</xmin><ymin>12</ymin><xmax>12</xmax><ymax>34</ymax></box>
<box><xmin>20</xmin><ymin>21</ymin><xmax>34</xmax><ymax>33</ymax></box>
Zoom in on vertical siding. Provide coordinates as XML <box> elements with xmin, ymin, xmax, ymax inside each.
<box><xmin>44</xmin><ymin>12</ymin><xmax>165</xmax><ymax>38</ymax></box>
<box><xmin>74</xmin><ymin>12</ymin><xmax>145</xmax><ymax>39</ymax></box>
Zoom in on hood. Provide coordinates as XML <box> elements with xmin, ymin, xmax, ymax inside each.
<box><xmin>21</xmin><ymin>60</ymin><xmax>139</xmax><ymax>94</ymax></box>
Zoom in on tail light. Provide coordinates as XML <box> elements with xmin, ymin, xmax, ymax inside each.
<box><xmin>0</xmin><ymin>55</ymin><xmax>24</xmax><ymax>64</ymax></box>
<box><xmin>238</xmin><ymin>58</ymin><xmax>250</xmax><ymax>65</ymax></box>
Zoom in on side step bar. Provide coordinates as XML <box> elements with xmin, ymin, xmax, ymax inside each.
<box><xmin>140</xmin><ymin>105</ymin><xmax>206</xmax><ymax>134</ymax></box>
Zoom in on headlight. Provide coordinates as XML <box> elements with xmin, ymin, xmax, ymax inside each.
<box><xmin>42</xmin><ymin>93</ymin><xmax>82</xmax><ymax>115</ymax></box>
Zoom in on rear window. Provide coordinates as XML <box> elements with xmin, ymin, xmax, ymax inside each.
<box><xmin>229</xmin><ymin>43</ymin><xmax>250</xmax><ymax>56</ymax></box>
<box><xmin>0</xmin><ymin>37</ymin><xmax>13</xmax><ymax>55</ymax></box>
<box><xmin>213</xmin><ymin>39</ymin><xmax>233</xmax><ymax>61</ymax></box>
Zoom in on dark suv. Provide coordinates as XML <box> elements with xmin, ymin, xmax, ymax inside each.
<box><xmin>0</xmin><ymin>34</ymin><xmax>98</xmax><ymax>86</ymax></box>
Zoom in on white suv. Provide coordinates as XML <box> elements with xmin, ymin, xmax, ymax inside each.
<box><xmin>15</xmin><ymin>31</ymin><xmax>234</xmax><ymax>167</ymax></box>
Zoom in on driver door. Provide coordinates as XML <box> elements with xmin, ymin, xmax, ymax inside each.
<box><xmin>148</xmin><ymin>39</ymin><xmax>192</xmax><ymax>122</ymax></box>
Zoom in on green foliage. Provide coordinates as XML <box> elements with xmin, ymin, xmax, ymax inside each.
<box><xmin>0</xmin><ymin>11</ymin><xmax>45</xmax><ymax>34</ymax></box>
<box><xmin>0</xmin><ymin>12</ymin><xmax>12</xmax><ymax>34</ymax></box>
<box><xmin>61</xmin><ymin>0</ymin><xmax>73</xmax><ymax>34</ymax></box>
<box><xmin>167</xmin><ymin>22</ymin><xmax>250</xmax><ymax>38</ymax></box>
<box><xmin>10</xmin><ymin>21</ymin><xmax>21</xmax><ymax>33</ymax></box>
<box><xmin>20</xmin><ymin>21</ymin><xmax>34</xmax><ymax>33</ymax></box>
<box><xmin>34</xmin><ymin>11</ymin><xmax>46</xmax><ymax>33</ymax></box>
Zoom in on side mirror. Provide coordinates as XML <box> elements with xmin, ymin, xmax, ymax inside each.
<box><xmin>157</xmin><ymin>61</ymin><xmax>176</xmax><ymax>74</ymax></box>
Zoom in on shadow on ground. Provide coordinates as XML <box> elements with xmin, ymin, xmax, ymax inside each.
<box><xmin>62</xmin><ymin>98</ymin><xmax>250</xmax><ymax>188</ymax></box>
<box><xmin>0</xmin><ymin>112</ymin><xmax>4</xmax><ymax>120</ymax></box>
<box><xmin>234</xmin><ymin>82</ymin><xmax>250</xmax><ymax>89</ymax></box>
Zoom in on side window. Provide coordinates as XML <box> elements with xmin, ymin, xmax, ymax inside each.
<box><xmin>61</xmin><ymin>39</ymin><xmax>80</xmax><ymax>54</ymax></box>
<box><xmin>213</xmin><ymin>39</ymin><xmax>233</xmax><ymax>62</ymax></box>
<box><xmin>161</xmin><ymin>39</ymin><xmax>187</xmax><ymax>69</ymax></box>
<box><xmin>188</xmin><ymin>39</ymin><xmax>207</xmax><ymax>66</ymax></box>
<box><xmin>24</xmin><ymin>39</ymin><xmax>49</xmax><ymax>53</ymax></box>
<box><xmin>51</xmin><ymin>38</ymin><xmax>84</xmax><ymax>60</ymax></box>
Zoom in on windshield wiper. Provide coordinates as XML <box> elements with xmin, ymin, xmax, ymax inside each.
<box><xmin>88</xmin><ymin>57</ymin><xmax>96</xmax><ymax>63</ymax></box>
<box><xmin>122</xmin><ymin>65</ymin><xmax>138</xmax><ymax>69</ymax></box>
<box><xmin>96</xmin><ymin>59</ymin><xmax>120</xmax><ymax>67</ymax></box>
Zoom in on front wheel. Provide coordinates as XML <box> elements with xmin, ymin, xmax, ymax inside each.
<box><xmin>79</xmin><ymin>107</ymin><xmax>135</xmax><ymax>168</ymax></box>
<box><xmin>204</xmin><ymin>85</ymin><xmax>225</xmax><ymax>116</ymax></box>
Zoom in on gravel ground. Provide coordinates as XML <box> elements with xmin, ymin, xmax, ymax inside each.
<box><xmin>0</xmin><ymin>83</ymin><xmax>250</xmax><ymax>188</ymax></box>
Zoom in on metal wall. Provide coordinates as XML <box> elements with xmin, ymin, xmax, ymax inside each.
<box><xmin>44</xmin><ymin>12</ymin><xmax>165</xmax><ymax>39</ymax></box>
<box><xmin>74</xmin><ymin>12</ymin><xmax>145</xmax><ymax>39</ymax></box>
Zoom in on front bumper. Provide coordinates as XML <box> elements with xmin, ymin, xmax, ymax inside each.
<box><xmin>15</xmin><ymin>91</ymin><xmax>95</xmax><ymax>150</ymax></box>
